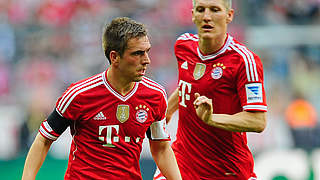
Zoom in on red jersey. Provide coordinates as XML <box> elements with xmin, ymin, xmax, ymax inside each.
<box><xmin>39</xmin><ymin>71</ymin><xmax>170</xmax><ymax>180</ymax></box>
<box><xmin>172</xmin><ymin>33</ymin><xmax>267</xmax><ymax>180</ymax></box>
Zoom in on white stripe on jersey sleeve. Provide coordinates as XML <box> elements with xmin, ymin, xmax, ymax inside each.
<box><xmin>39</xmin><ymin>128</ymin><xmax>58</xmax><ymax>140</ymax></box>
<box><xmin>57</xmin><ymin>73</ymin><xmax>102</xmax><ymax>112</ymax></box>
<box><xmin>230</xmin><ymin>43</ymin><xmax>253</xmax><ymax>82</ymax></box>
<box><xmin>61</xmin><ymin>81</ymin><xmax>104</xmax><ymax>113</ymax></box>
<box><xmin>233</xmin><ymin>43</ymin><xmax>259</xmax><ymax>81</ymax></box>
<box><xmin>39</xmin><ymin>121</ymin><xmax>58</xmax><ymax>141</ymax></box>
<box><xmin>141</xmin><ymin>77</ymin><xmax>168</xmax><ymax>106</ymax></box>
<box><xmin>177</xmin><ymin>33</ymin><xmax>199</xmax><ymax>41</ymax></box>
<box><xmin>243</xmin><ymin>105</ymin><xmax>267</xmax><ymax>111</ymax></box>
<box><xmin>149</xmin><ymin>118</ymin><xmax>170</xmax><ymax>140</ymax></box>
<box><xmin>248</xmin><ymin>177</ymin><xmax>257</xmax><ymax>180</ymax></box>
<box><xmin>230</xmin><ymin>41</ymin><xmax>260</xmax><ymax>82</ymax></box>
<box><xmin>233</xmin><ymin>44</ymin><xmax>256</xmax><ymax>81</ymax></box>
<box><xmin>142</xmin><ymin>77</ymin><xmax>167</xmax><ymax>96</ymax></box>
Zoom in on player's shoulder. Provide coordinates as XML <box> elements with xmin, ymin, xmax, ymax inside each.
<box><xmin>228</xmin><ymin>36</ymin><xmax>261</xmax><ymax>64</ymax></box>
<box><xmin>175</xmin><ymin>33</ymin><xmax>198</xmax><ymax>46</ymax></box>
<box><xmin>64</xmin><ymin>72</ymin><xmax>105</xmax><ymax>98</ymax></box>
<box><xmin>56</xmin><ymin>72</ymin><xmax>105</xmax><ymax>115</ymax></box>
<box><xmin>140</xmin><ymin>77</ymin><xmax>167</xmax><ymax>99</ymax></box>
<box><xmin>69</xmin><ymin>72</ymin><xmax>104</xmax><ymax>87</ymax></box>
<box><xmin>176</xmin><ymin>33</ymin><xmax>199</xmax><ymax>42</ymax></box>
<box><xmin>175</xmin><ymin>33</ymin><xmax>198</xmax><ymax>54</ymax></box>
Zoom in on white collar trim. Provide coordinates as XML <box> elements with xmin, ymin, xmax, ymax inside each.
<box><xmin>197</xmin><ymin>35</ymin><xmax>233</xmax><ymax>61</ymax></box>
<box><xmin>102</xmin><ymin>71</ymin><xmax>139</xmax><ymax>102</ymax></box>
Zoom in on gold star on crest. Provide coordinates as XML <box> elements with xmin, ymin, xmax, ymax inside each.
<box><xmin>135</xmin><ymin>104</ymin><xmax>149</xmax><ymax>111</ymax></box>
<box><xmin>213</xmin><ymin>63</ymin><xmax>226</xmax><ymax>69</ymax></box>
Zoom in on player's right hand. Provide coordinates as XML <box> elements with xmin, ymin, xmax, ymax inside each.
<box><xmin>193</xmin><ymin>93</ymin><xmax>213</xmax><ymax>124</ymax></box>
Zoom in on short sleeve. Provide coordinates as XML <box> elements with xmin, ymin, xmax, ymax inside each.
<box><xmin>236</xmin><ymin>53</ymin><xmax>267</xmax><ymax>112</ymax></box>
<box><xmin>55</xmin><ymin>83</ymin><xmax>82</xmax><ymax>120</ymax></box>
<box><xmin>38</xmin><ymin>83</ymin><xmax>81</xmax><ymax>141</ymax></box>
<box><xmin>146</xmin><ymin>87</ymin><xmax>170</xmax><ymax>141</ymax></box>
<box><xmin>39</xmin><ymin>109</ymin><xmax>71</xmax><ymax>141</ymax></box>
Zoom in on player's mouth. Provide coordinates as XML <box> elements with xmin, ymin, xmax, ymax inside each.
<box><xmin>138</xmin><ymin>68</ymin><xmax>146</xmax><ymax>76</ymax></box>
<box><xmin>202</xmin><ymin>24</ymin><xmax>214</xmax><ymax>32</ymax></box>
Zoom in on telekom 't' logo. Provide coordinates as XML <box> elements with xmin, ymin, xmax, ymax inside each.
<box><xmin>178</xmin><ymin>80</ymin><xmax>192</xmax><ymax>107</ymax></box>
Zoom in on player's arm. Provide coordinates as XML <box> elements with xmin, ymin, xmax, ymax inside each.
<box><xmin>149</xmin><ymin>140</ymin><xmax>182</xmax><ymax>180</ymax></box>
<box><xmin>166</xmin><ymin>87</ymin><xmax>179</xmax><ymax>123</ymax></box>
<box><xmin>22</xmin><ymin>109</ymin><xmax>71</xmax><ymax>179</ymax></box>
<box><xmin>193</xmin><ymin>93</ymin><xmax>266</xmax><ymax>132</ymax></box>
<box><xmin>22</xmin><ymin>133</ymin><xmax>53</xmax><ymax>180</ymax></box>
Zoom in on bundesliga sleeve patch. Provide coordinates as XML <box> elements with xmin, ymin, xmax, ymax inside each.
<box><xmin>245</xmin><ymin>83</ymin><xmax>263</xmax><ymax>103</ymax></box>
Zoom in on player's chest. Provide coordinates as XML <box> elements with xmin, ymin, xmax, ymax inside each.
<box><xmin>178</xmin><ymin>58</ymin><xmax>236</xmax><ymax>92</ymax></box>
<box><xmin>79</xmin><ymin>97</ymin><xmax>154</xmax><ymax>137</ymax></box>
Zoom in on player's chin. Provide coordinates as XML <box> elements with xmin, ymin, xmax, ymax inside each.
<box><xmin>199</xmin><ymin>31</ymin><xmax>217</xmax><ymax>38</ymax></box>
<box><xmin>133</xmin><ymin>76</ymin><xmax>143</xmax><ymax>82</ymax></box>
<box><xmin>201</xmin><ymin>33</ymin><xmax>215</xmax><ymax>39</ymax></box>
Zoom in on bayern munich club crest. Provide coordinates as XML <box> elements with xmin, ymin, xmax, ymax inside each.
<box><xmin>135</xmin><ymin>104</ymin><xmax>149</xmax><ymax>123</ymax></box>
<box><xmin>211</xmin><ymin>63</ymin><xmax>226</xmax><ymax>80</ymax></box>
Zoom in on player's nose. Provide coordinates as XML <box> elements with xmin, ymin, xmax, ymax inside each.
<box><xmin>203</xmin><ymin>9</ymin><xmax>212</xmax><ymax>22</ymax></box>
<box><xmin>141</xmin><ymin>52</ymin><xmax>150</xmax><ymax>65</ymax></box>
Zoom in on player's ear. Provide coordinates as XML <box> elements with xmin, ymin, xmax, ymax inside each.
<box><xmin>226</xmin><ymin>9</ymin><xmax>234</xmax><ymax>24</ymax></box>
<box><xmin>110</xmin><ymin>51</ymin><xmax>120</xmax><ymax>65</ymax></box>
<box><xmin>192</xmin><ymin>9</ymin><xmax>195</xmax><ymax>23</ymax></box>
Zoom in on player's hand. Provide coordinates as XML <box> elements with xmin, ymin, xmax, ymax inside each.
<box><xmin>193</xmin><ymin>93</ymin><xmax>213</xmax><ymax>124</ymax></box>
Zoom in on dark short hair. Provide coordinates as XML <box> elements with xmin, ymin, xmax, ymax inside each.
<box><xmin>102</xmin><ymin>17</ymin><xmax>148</xmax><ymax>64</ymax></box>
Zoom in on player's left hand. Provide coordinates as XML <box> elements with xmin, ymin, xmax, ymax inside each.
<box><xmin>193</xmin><ymin>93</ymin><xmax>213</xmax><ymax>124</ymax></box>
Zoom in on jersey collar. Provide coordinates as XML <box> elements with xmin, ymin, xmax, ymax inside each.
<box><xmin>102</xmin><ymin>70</ymin><xmax>139</xmax><ymax>102</ymax></box>
<box><xmin>197</xmin><ymin>34</ymin><xmax>233</xmax><ymax>61</ymax></box>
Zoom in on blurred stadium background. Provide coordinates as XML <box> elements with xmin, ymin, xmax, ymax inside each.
<box><xmin>0</xmin><ymin>0</ymin><xmax>320</xmax><ymax>179</ymax></box>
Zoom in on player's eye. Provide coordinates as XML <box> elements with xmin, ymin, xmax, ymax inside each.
<box><xmin>196</xmin><ymin>7</ymin><xmax>205</xmax><ymax>12</ymax></box>
<box><xmin>132</xmin><ymin>51</ymin><xmax>145</xmax><ymax>56</ymax></box>
<box><xmin>210</xmin><ymin>7</ymin><xmax>220</xmax><ymax>12</ymax></box>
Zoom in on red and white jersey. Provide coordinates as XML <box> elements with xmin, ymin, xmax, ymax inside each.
<box><xmin>172</xmin><ymin>33</ymin><xmax>267</xmax><ymax>180</ymax></box>
<box><xmin>39</xmin><ymin>71</ymin><xmax>170</xmax><ymax>180</ymax></box>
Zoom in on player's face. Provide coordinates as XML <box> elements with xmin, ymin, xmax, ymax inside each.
<box><xmin>192</xmin><ymin>0</ymin><xmax>233</xmax><ymax>40</ymax></box>
<box><xmin>118</xmin><ymin>36</ymin><xmax>151</xmax><ymax>82</ymax></box>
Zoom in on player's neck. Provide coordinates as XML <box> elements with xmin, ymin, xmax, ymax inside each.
<box><xmin>198</xmin><ymin>33</ymin><xmax>227</xmax><ymax>55</ymax></box>
<box><xmin>106</xmin><ymin>68</ymin><xmax>135</xmax><ymax>96</ymax></box>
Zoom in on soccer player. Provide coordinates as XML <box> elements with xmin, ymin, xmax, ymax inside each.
<box><xmin>153</xmin><ymin>0</ymin><xmax>267</xmax><ymax>180</ymax></box>
<box><xmin>22</xmin><ymin>17</ymin><xmax>182</xmax><ymax>180</ymax></box>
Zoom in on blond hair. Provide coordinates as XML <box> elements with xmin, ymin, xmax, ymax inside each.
<box><xmin>192</xmin><ymin>0</ymin><xmax>232</xmax><ymax>10</ymax></box>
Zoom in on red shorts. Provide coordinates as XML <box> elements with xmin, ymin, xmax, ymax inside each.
<box><xmin>153</xmin><ymin>167</ymin><xmax>258</xmax><ymax>180</ymax></box>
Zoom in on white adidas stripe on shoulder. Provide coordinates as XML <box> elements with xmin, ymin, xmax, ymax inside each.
<box><xmin>57</xmin><ymin>73</ymin><xmax>102</xmax><ymax>110</ymax></box>
<box><xmin>230</xmin><ymin>41</ymin><xmax>259</xmax><ymax>82</ymax></box>
<box><xmin>57</xmin><ymin>73</ymin><xmax>104</xmax><ymax>114</ymax></box>
<box><xmin>142</xmin><ymin>77</ymin><xmax>167</xmax><ymax>96</ymax></box>
<box><xmin>177</xmin><ymin>33</ymin><xmax>199</xmax><ymax>41</ymax></box>
<box><xmin>233</xmin><ymin>42</ymin><xmax>259</xmax><ymax>81</ymax></box>
<box><xmin>142</xmin><ymin>76</ymin><xmax>166</xmax><ymax>90</ymax></box>
<box><xmin>60</xmin><ymin>81</ymin><xmax>103</xmax><ymax>114</ymax></box>
<box><xmin>141</xmin><ymin>77</ymin><xmax>168</xmax><ymax>105</ymax></box>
